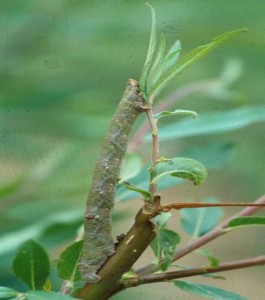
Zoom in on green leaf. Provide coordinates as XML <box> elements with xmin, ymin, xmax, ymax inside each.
<box><xmin>150</xmin><ymin>157</ymin><xmax>207</xmax><ymax>185</ymax></box>
<box><xmin>196</xmin><ymin>249</ymin><xmax>220</xmax><ymax>268</ymax></box>
<box><xmin>149</xmin><ymin>28</ymin><xmax>247</xmax><ymax>99</ymax></box>
<box><xmin>227</xmin><ymin>217</ymin><xmax>265</xmax><ymax>230</ymax></box>
<box><xmin>147</xmin><ymin>34</ymin><xmax>166</xmax><ymax>88</ymax></box>
<box><xmin>0</xmin><ymin>210</ymin><xmax>82</xmax><ymax>257</ymax></box>
<box><xmin>154</xmin><ymin>109</ymin><xmax>197</xmax><ymax>120</ymax></box>
<box><xmin>26</xmin><ymin>291</ymin><xmax>75</xmax><ymax>300</ymax></box>
<box><xmin>149</xmin><ymin>105</ymin><xmax>265</xmax><ymax>141</ymax></box>
<box><xmin>151</xmin><ymin>228</ymin><xmax>181</xmax><ymax>271</ymax></box>
<box><xmin>174</xmin><ymin>281</ymin><xmax>247</xmax><ymax>300</ymax></box>
<box><xmin>153</xmin><ymin>212</ymin><xmax>172</xmax><ymax>228</ymax></box>
<box><xmin>163</xmin><ymin>39</ymin><xmax>181</xmax><ymax>70</ymax></box>
<box><xmin>123</xmin><ymin>182</ymin><xmax>151</xmax><ymax>201</ymax></box>
<box><xmin>140</xmin><ymin>3</ymin><xmax>157</xmax><ymax>98</ymax></box>
<box><xmin>180</xmin><ymin>198</ymin><xmax>223</xmax><ymax>237</ymax></box>
<box><xmin>120</xmin><ymin>153</ymin><xmax>143</xmax><ymax>182</ymax></box>
<box><xmin>149</xmin><ymin>40</ymin><xmax>181</xmax><ymax>90</ymax></box>
<box><xmin>12</xmin><ymin>239</ymin><xmax>50</xmax><ymax>290</ymax></box>
<box><xmin>57</xmin><ymin>240</ymin><xmax>83</xmax><ymax>284</ymax></box>
<box><xmin>116</xmin><ymin>143</ymin><xmax>233</xmax><ymax>202</ymax></box>
<box><xmin>0</xmin><ymin>286</ymin><xmax>19</xmax><ymax>299</ymax></box>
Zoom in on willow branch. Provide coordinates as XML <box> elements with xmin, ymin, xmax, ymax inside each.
<box><xmin>77</xmin><ymin>80</ymin><xmax>161</xmax><ymax>299</ymax></box>
<box><xmin>136</xmin><ymin>194</ymin><xmax>265</xmax><ymax>275</ymax></box>
<box><xmin>77</xmin><ymin>205</ymin><xmax>160</xmax><ymax>300</ymax></box>
<box><xmin>134</xmin><ymin>256</ymin><xmax>265</xmax><ymax>285</ymax></box>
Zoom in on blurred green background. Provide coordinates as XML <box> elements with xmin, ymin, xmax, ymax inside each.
<box><xmin>0</xmin><ymin>0</ymin><xmax>264</xmax><ymax>299</ymax></box>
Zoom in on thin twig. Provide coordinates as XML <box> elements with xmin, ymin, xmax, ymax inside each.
<box><xmin>135</xmin><ymin>255</ymin><xmax>265</xmax><ymax>285</ymax></box>
<box><xmin>146</xmin><ymin>107</ymin><xmax>159</xmax><ymax>197</ymax></box>
<box><xmin>159</xmin><ymin>202</ymin><xmax>265</xmax><ymax>212</ymax></box>
<box><xmin>136</xmin><ymin>194</ymin><xmax>265</xmax><ymax>275</ymax></box>
<box><xmin>129</xmin><ymin>79</ymin><xmax>220</xmax><ymax>151</ymax></box>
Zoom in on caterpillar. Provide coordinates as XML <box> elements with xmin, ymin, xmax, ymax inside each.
<box><xmin>79</xmin><ymin>79</ymin><xmax>145</xmax><ymax>283</ymax></box>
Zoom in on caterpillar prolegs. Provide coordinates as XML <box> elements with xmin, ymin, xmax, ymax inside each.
<box><xmin>79</xmin><ymin>79</ymin><xmax>145</xmax><ymax>283</ymax></box>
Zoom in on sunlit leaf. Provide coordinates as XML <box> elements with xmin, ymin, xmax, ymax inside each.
<box><xmin>180</xmin><ymin>198</ymin><xmax>223</xmax><ymax>237</ymax></box>
<box><xmin>12</xmin><ymin>239</ymin><xmax>50</xmax><ymax>290</ymax></box>
<box><xmin>174</xmin><ymin>281</ymin><xmax>246</xmax><ymax>300</ymax></box>
<box><xmin>57</xmin><ymin>240</ymin><xmax>83</xmax><ymax>284</ymax></box>
<box><xmin>150</xmin><ymin>157</ymin><xmax>207</xmax><ymax>185</ymax></box>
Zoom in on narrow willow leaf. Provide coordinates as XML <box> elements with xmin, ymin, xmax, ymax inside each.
<box><xmin>174</xmin><ymin>281</ymin><xmax>247</xmax><ymax>300</ymax></box>
<box><xmin>196</xmin><ymin>249</ymin><xmax>220</xmax><ymax>268</ymax></box>
<box><xmin>149</xmin><ymin>43</ymin><xmax>181</xmax><ymax>90</ymax></box>
<box><xmin>163</xmin><ymin>39</ymin><xmax>181</xmax><ymax>69</ymax></box>
<box><xmin>140</xmin><ymin>3</ymin><xmax>157</xmax><ymax>98</ymax></box>
<box><xmin>26</xmin><ymin>291</ymin><xmax>75</xmax><ymax>300</ymax></box>
<box><xmin>150</xmin><ymin>157</ymin><xmax>207</xmax><ymax>185</ymax></box>
<box><xmin>153</xmin><ymin>229</ymin><xmax>181</xmax><ymax>271</ymax></box>
<box><xmin>149</xmin><ymin>28</ymin><xmax>247</xmax><ymax>99</ymax></box>
<box><xmin>227</xmin><ymin>217</ymin><xmax>265</xmax><ymax>230</ymax></box>
<box><xmin>180</xmin><ymin>198</ymin><xmax>223</xmax><ymax>237</ymax></box>
<box><xmin>154</xmin><ymin>109</ymin><xmax>197</xmax><ymax>120</ymax></box>
<box><xmin>80</xmin><ymin>79</ymin><xmax>145</xmax><ymax>283</ymax></box>
<box><xmin>116</xmin><ymin>143</ymin><xmax>232</xmax><ymax>202</ymax></box>
<box><xmin>0</xmin><ymin>286</ymin><xmax>19</xmax><ymax>299</ymax></box>
<box><xmin>57</xmin><ymin>241</ymin><xmax>83</xmax><ymax>284</ymax></box>
<box><xmin>149</xmin><ymin>105</ymin><xmax>265</xmax><ymax>141</ymax></box>
<box><xmin>123</xmin><ymin>182</ymin><xmax>151</xmax><ymax>201</ymax></box>
<box><xmin>147</xmin><ymin>34</ymin><xmax>166</xmax><ymax>90</ymax></box>
<box><xmin>12</xmin><ymin>239</ymin><xmax>50</xmax><ymax>290</ymax></box>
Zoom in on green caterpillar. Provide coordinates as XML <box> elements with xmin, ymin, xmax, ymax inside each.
<box><xmin>79</xmin><ymin>79</ymin><xmax>145</xmax><ymax>283</ymax></box>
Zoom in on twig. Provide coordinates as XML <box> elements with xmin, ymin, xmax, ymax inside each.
<box><xmin>158</xmin><ymin>202</ymin><xmax>265</xmax><ymax>212</ymax></box>
<box><xmin>146</xmin><ymin>107</ymin><xmax>159</xmax><ymax>197</ymax></box>
<box><xmin>129</xmin><ymin>79</ymin><xmax>221</xmax><ymax>151</ymax></box>
<box><xmin>136</xmin><ymin>194</ymin><xmax>265</xmax><ymax>275</ymax></box>
<box><xmin>135</xmin><ymin>255</ymin><xmax>265</xmax><ymax>285</ymax></box>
